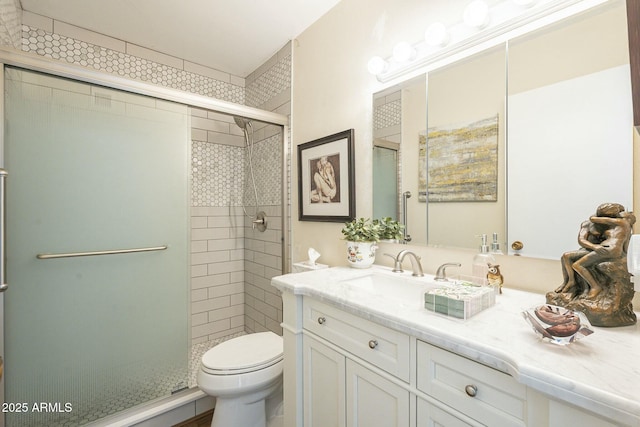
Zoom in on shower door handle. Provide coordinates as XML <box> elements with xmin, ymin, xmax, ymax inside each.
<box><xmin>0</xmin><ymin>169</ymin><xmax>7</xmax><ymax>292</ymax></box>
<box><xmin>402</xmin><ymin>191</ymin><xmax>411</xmax><ymax>242</ymax></box>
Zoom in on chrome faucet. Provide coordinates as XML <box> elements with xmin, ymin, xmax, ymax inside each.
<box><xmin>435</xmin><ymin>262</ymin><xmax>461</xmax><ymax>281</ymax></box>
<box><xmin>385</xmin><ymin>250</ymin><xmax>424</xmax><ymax>277</ymax></box>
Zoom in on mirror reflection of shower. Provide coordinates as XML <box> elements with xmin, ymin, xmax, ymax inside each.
<box><xmin>234</xmin><ymin>116</ymin><xmax>267</xmax><ymax>232</ymax></box>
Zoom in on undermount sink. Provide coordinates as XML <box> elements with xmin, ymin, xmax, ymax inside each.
<box><xmin>338</xmin><ymin>271</ymin><xmax>441</xmax><ymax>307</ymax></box>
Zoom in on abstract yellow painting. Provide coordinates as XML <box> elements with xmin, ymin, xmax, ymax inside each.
<box><xmin>419</xmin><ymin>115</ymin><xmax>498</xmax><ymax>202</ymax></box>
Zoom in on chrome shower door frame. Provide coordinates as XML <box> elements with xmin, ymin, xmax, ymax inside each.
<box><xmin>0</xmin><ymin>47</ymin><xmax>289</xmax><ymax>427</ymax></box>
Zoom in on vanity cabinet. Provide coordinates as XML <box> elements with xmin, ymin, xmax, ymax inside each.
<box><xmin>303</xmin><ymin>299</ymin><xmax>410</xmax><ymax>427</ymax></box>
<box><xmin>346</xmin><ymin>358</ymin><xmax>410</xmax><ymax>426</ymax></box>
<box><xmin>416</xmin><ymin>398</ymin><xmax>474</xmax><ymax>427</ymax></box>
<box><xmin>303</xmin><ymin>335</ymin><xmax>345</xmax><ymax>426</ymax></box>
<box><xmin>417</xmin><ymin>340</ymin><xmax>527</xmax><ymax>427</ymax></box>
<box><xmin>303</xmin><ymin>297</ymin><xmax>411</xmax><ymax>381</ymax></box>
<box><xmin>275</xmin><ymin>270</ymin><xmax>638</xmax><ymax>427</ymax></box>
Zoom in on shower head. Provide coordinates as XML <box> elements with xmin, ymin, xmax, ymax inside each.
<box><xmin>234</xmin><ymin>116</ymin><xmax>251</xmax><ymax>130</ymax></box>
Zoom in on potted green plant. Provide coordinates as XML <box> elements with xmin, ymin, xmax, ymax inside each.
<box><xmin>341</xmin><ymin>218</ymin><xmax>381</xmax><ymax>268</ymax></box>
<box><xmin>374</xmin><ymin>217</ymin><xmax>405</xmax><ymax>242</ymax></box>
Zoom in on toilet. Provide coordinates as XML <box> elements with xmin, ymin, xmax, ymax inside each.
<box><xmin>197</xmin><ymin>332</ymin><xmax>284</xmax><ymax>427</ymax></box>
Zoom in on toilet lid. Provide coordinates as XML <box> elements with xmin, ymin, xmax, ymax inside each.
<box><xmin>201</xmin><ymin>332</ymin><xmax>283</xmax><ymax>373</ymax></box>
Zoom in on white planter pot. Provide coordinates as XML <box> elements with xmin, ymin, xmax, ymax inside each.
<box><xmin>346</xmin><ymin>241</ymin><xmax>378</xmax><ymax>269</ymax></box>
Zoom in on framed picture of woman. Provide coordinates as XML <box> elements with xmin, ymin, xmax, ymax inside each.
<box><xmin>298</xmin><ymin>129</ymin><xmax>355</xmax><ymax>222</ymax></box>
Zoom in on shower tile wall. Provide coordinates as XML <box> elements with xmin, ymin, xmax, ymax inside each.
<box><xmin>20</xmin><ymin>11</ymin><xmax>244</xmax><ymax>103</ymax></box>
<box><xmin>0</xmin><ymin>0</ymin><xmax>20</xmax><ymax>48</ymax></box>
<box><xmin>16</xmin><ymin>12</ymin><xmax>292</xmax><ymax>343</ymax></box>
<box><xmin>190</xmin><ymin>43</ymin><xmax>291</xmax><ymax>338</ymax></box>
<box><xmin>243</xmin><ymin>42</ymin><xmax>291</xmax><ymax>335</ymax></box>
<box><xmin>373</xmin><ymin>91</ymin><xmax>402</xmax><ymax>133</ymax></box>
<box><xmin>190</xmin><ymin>109</ymin><xmax>247</xmax><ymax>344</ymax></box>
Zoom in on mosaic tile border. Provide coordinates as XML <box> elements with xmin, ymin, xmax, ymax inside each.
<box><xmin>374</xmin><ymin>97</ymin><xmax>402</xmax><ymax>130</ymax></box>
<box><xmin>22</xmin><ymin>25</ymin><xmax>244</xmax><ymax>104</ymax></box>
<box><xmin>245</xmin><ymin>54</ymin><xmax>291</xmax><ymax>108</ymax></box>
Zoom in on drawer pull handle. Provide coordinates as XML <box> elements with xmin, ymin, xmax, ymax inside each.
<box><xmin>368</xmin><ymin>339</ymin><xmax>378</xmax><ymax>349</ymax></box>
<box><xmin>465</xmin><ymin>384</ymin><xmax>478</xmax><ymax>397</ymax></box>
<box><xmin>317</xmin><ymin>317</ymin><xmax>326</xmax><ymax>325</ymax></box>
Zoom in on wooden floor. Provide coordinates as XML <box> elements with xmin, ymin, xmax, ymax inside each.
<box><xmin>172</xmin><ymin>409</ymin><xmax>213</xmax><ymax>427</ymax></box>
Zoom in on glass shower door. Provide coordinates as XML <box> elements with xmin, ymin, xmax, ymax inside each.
<box><xmin>3</xmin><ymin>68</ymin><xmax>190</xmax><ymax>427</ymax></box>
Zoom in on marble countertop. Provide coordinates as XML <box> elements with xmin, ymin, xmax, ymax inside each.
<box><xmin>272</xmin><ymin>265</ymin><xmax>640</xmax><ymax>425</ymax></box>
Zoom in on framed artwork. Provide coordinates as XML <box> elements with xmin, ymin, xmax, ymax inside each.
<box><xmin>298</xmin><ymin>129</ymin><xmax>355</xmax><ymax>222</ymax></box>
<box><xmin>419</xmin><ymin>114</ymin><xmax>498</xmax><ymax>202</ymax></box>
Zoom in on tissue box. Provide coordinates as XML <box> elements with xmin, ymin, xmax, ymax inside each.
<box><xmin>292</xmin><ymin>262</ymin><xmax>328</xmax><ymax>273</ymax></box>
<box><xmin>424</xmin><ymin>281</ymin><xmax>495</xmax><ymax>319</ymax></box>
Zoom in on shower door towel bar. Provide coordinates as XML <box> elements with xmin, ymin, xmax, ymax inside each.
<box><xmin>0</xmin><ymin>169</ymin><xmax>7</xmax><ymax>292</ymax></box>
<box><xmin>36</xmin><ymin>245</ymin><xmax>168</xmax><ymax>260</ymax></box>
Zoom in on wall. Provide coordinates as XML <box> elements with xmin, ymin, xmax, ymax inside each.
<box><xmin>0</xmin><ymin>0</ymin><xmax>19</xmax><ymax>48</ymax></box>
<box><xmin>291</xmin><ymin>0</ymin><xmax>640</xmax><ymax>305</ymax></box>
<box><xmin>190</xmin><ymin>111</ymin><xmax>247</xmax><ymax>344</ymax></box>
<box><xmin>21</xmin><ymin>12</ymin><xmax>244</xmax><ymax>103</ymax></box>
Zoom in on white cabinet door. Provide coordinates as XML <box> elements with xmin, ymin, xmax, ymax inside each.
<box><xmin>417</xmin><ymin>397</ymin><xmax>473</xmax><ymax>427</ymax></box>
<box><xmin>346</xmin><ymin>359</ymin><xmax>410</xmax><ymax>427</ymax></box>
<box><xmin>548</xmin><ymin>399</ymin><xmax>618</xmax><ymax>427</ymax></box>
<box><xmin>303</xmin><ymin>335</ymin><xmax>346</xmax><ymax>427</ymax></box>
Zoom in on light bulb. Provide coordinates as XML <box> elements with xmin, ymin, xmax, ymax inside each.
<box><xmin>367</xmin><ymin>56</ymin><xmax>388</xmax><ymax>75</ymax></box>
<box><xmin>392</xmin><ymin>41</ymin><xmax>416</xmax><ymax>63</ymax></box>
<box><xmin>424</xmin><ymin>22</ymin><xmax>449</xmax><ymax>47</ymax></box>
<box><xmin>512</xmin><ymin>0</ymin><xmax>537</xmax><ymax>6</ymax></box>
<box><xmin>463</xmin><ymin>0</ymin><xmax>490</xmax><ymax>29</ymax></box>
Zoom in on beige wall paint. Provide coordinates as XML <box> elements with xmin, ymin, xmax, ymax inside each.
<box><xmin>292</xmin><ymin>0</ymin><xmax>639</xmax><ymax>304</ymax></box>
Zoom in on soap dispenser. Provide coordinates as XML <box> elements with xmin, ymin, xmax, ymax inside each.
<box><xmin>472</xmin><ymin>234</ymin><xmax>496</xmax><ymax>284</ymax></box>
<box><xmin>490</xmin><ymin>232</ymin><xmax>503</xmax><ymax>255</ymax></box>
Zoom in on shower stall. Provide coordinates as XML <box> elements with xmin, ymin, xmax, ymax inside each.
<box><xmin>0</xmin><ymin>49</ymin><xmax>288</xmax><ymax>427</ymax></box>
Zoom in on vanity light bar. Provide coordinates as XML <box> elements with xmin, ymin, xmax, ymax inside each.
<box><xmin>464</xmin><ymin>0</ymin><xmax>491</xmax><ymax>29</ymax></box>
<box><xmin>371</xmin><ymin>0</ymin><xmax>608</xmax><ymax>84</ymax></box>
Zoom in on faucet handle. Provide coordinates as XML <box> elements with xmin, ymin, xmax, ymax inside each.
<box><xmin>383</xmin><ymin>253</ymin><xmax>403</xmax><ymax>273</ymax></box>
<box><xmin>435</xmin><ymin>262</ymin><xmax>461</xmax><ymax>281</ymax></box>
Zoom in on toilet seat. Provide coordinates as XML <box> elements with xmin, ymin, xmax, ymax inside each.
<box><xmin>201</xmin><ymin>332</ymin><xmax>283</xmax><ymax>375</ymax></box>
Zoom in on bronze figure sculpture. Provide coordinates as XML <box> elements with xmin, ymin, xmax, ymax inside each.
<box><xmin>547</xmin><ymin>203</ymin><xmax>636</xmax><ymax>327</ymax></box>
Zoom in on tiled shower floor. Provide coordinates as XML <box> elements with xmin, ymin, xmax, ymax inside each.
<box><xmin>10</xmin><ymin>332</ymin><xmax>245</xmax><ymax>427</ymax></box>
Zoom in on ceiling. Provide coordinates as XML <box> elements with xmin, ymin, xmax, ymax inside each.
<box><xmin>20</xmin><ymin>0</ymin><xmax>342</xmax><ymax>77</ymax></box>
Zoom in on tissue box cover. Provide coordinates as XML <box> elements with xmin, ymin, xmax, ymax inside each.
<box><xmin>424</xmin><ymin>281</ymin><xmax>496</xmax><ymax>319</ymax></box>
<box><xmin>292</xmin><ymin>262</ymin><xmax>329</xmax><ymax>273</ymax></box>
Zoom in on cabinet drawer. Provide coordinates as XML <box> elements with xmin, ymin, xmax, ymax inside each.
<box><xmin>417</xmin><ymin>340</ymin><xmax>526</xmax><ymax>427</ymax></box>
<box><xmin>303</xmin><ymin>298</ymin><xmax>410</xmax><ymax>382</ymax></box>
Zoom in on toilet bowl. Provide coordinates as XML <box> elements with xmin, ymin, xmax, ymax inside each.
<box><xmin>197</xmin><ymin>332</ymin><xmax>284</xmax><ymax>427</ymax></box>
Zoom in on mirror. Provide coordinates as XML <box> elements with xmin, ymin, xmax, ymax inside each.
<box><xmin>372</xmin><ymin>0</ymin><xmax>632</xmax><ymax>259</ymax></box>
<box><xmin>507</xmin><ymin>0</ymin><xmax>632</xmax><ymax>259</ymax></box>
<box><xmin>373</xmin><ymin>75</ymin><xmax>427</xmax><ymax>244</ymax></box>
<box><xmin>426</xmin><ymin>44</ymin><xmax>506</xmax><ymax>250</ymax></box>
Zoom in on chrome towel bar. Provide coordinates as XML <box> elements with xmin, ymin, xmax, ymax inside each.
<box><xmin>37</xmin><ymin>245</ymin><xmax>168</xmax><ymax>260</ymax></box>
<box><xmin>0</xmin><ymin>169</ymin><xmax>7</xmax><ymax>292</ymax></box>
